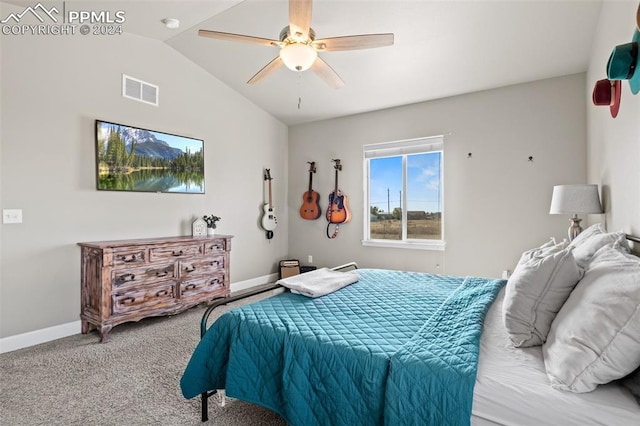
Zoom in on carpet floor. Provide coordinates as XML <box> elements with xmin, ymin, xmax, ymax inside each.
<box><xmin>0</xmin><ymin>290</ymin><xmax>288</xmax><ymax>425</ymax></box>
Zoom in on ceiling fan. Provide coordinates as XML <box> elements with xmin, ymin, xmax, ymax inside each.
<box><xmin>198</xmin><ymin>0</ymin><xmax>394</xmax><ymax>89</ymax></box>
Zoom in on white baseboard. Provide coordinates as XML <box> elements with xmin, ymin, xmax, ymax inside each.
<box><xmin>0</xmin><ymin>273</ymin><xmax>278</xmax><ymax>354</ymax></box>
<box><xmin>230</xmin><ymin>272</ymin><xmax>278</xmax><ymax>293</ymax></box>
<box><xmin>0</xmin><ymin>320</ymin><xmax>81</xmax><ymax>354</ymax></box>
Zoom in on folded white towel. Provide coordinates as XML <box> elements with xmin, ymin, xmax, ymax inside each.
<box><xmin>276</xmin><ymin>267</ymin><xmax>359</xmax><ymax>298</ymax></box>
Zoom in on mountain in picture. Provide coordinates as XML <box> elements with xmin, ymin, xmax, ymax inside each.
<box><xmin>119</xmin><ymin>127</ymin><xmax>184</xmax><ymax>160</ymax></box>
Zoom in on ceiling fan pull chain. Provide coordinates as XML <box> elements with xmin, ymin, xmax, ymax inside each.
<box><xmin>298</xmin><ymin>73</ymin><xmax>302</xmax><ymax>110</ymax></box>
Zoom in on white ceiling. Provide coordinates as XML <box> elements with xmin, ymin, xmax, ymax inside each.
<box><xmin>4</xmin><ymin>1</ymin><xmax>604</xmax><ymax>125</ymax></box>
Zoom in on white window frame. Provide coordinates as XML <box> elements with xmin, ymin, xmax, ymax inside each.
<box><xmin>362</xmin><ymin>136</ymin><xmax>445</xmax><ymax>250</ymax></box>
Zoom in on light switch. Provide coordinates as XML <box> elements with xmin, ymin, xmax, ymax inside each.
<box><xmin>3</xmin><ymin>209</ymin><xmax>23</xmax><ymax>224</ymax></box>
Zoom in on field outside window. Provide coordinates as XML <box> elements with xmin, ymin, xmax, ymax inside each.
<box><xmin>364</xmin><ymin>137</ymin><xmax>444</xmax><ymax>250</ymax></box>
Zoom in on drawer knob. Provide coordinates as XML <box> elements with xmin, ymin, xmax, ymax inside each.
<box><xmin>184</xmin><ymin>266</ymin><xmax>196</xmax><ymax>273</ymax></box>
<box><xmin>155</xmin><ymin>271</ymin><xmax>168</xmax><ymax>278</ymax></box>
<box><xmin>121</xmin><ymin>254</ymin><xmax>137</xmax><ymax>263</ymax></box>
<box><xmin>121</xmin><ymin>296</ymin><xmax>136</xmax><ymax>304</ymax></box>
<box><xmin>184</xmin><ymin>283</ymin><xmax>197</xmax><ymax>291</ymax></box>
<box><xmin>115</xmin><ymin>273</ymin><xmax>136</xmax><ymax>284</ymax></box>
<box><xmin>155</xmin><ymin>290</ymin><xmax>169</xmax><ymax>297</ymax></box>
<box><xmin>172</xmin><ymin>250</ymin><xmax>184</xmax><ymax>257</ymax></box>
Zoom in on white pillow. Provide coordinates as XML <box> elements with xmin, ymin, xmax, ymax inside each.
<box><xmin>571</xmin><ymin>231</ymin><xmax>629</xmax><ymax>269</ymax></box>
<box><xmin>568</xmin><ymin>222</ymin><xmax>605</xmax><ymax>249</ymax></box>
<box><xmin>503</xmin><ymin>245</ymin><xmax>582</xmax><ymax>347</ymax></box>
<box><xmin>542</xmin><ymin>245</ymin><xmax>640</xmax><ymax>393</ymax></box>
<box><xmin>515</xmin><ymin>238</ymin><xmax>562</xmax><ymax>265</ymax></box>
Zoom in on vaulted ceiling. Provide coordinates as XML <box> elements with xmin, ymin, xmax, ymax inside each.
<box><xmin>3</xmin><ymin>1</ymin><xmax>604</xmax><ymax>125</ymax></box>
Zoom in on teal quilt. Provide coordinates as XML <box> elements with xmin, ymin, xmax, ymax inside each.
<box><xmin>180</xmin><ymin>269</ymin><xmax>505</xmax><ymax>425</ymax></box>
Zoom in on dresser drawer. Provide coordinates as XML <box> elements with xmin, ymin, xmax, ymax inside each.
<box><xmin>150</xmin><ymin>243</ymin><xmax>202</xmax><ymax>262</ymax></box>
<box><xmin>180</xmin><ymin>273</ymin><xmax>226</xmax><ymax>300</ymax></box>
<box><xmin>203</xmin><ymin>239</ymin><xmax>227</xmax><ymax>255</ymax></box>
<box><xmin>112</xmin><ymin>264</ymin><xmax>176</xmax><ymax>290</ymax></box>
<box><xmin>112</xmin><ymin>248</ymin><xmax>146</xmax><ymax>266</ymax></box>
<box><xmin>112</xmin><ymin>283</ymin><xmax>175</xmax><ymax>314</ymax></box>
<box><xmin>179</xmin><ymin>256</ymin><xmax>224</xmax><ymax>279</ymax></box>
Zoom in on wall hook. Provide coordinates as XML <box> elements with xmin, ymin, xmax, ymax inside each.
<box><xmin>467</xmin><ymin>152</ymin><xmax>473</xmax><ymax>158</ymax></box>
<box><xmin>528</xmin><ymin>156</ymin><xmax>534</xmax><ymax>162</ymax></box>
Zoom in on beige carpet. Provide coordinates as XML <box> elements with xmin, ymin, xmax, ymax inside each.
<box><xmin>0</xmin><ymin>290</ymin><xmax>288</xmax><ymax>425</ymax></box>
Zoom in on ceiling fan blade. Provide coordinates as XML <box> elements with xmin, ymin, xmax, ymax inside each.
<box><xmin>289</xmin><ymin>0</ymin><xmax>312</xmax><ymax>39</ymax></box>
<box><xmin>198</xmin><ymin>29</ymin><xmax>279</xmax><ymax>47</ymax></box>
<box><xmin>312</xmin><ymin>33</ymin><xmax>394</xmax><ymax>51</ymax></box>
<box><xmin>311</xmin><ymin>57</ymin><xmax>344</xmax><ymax>89</ymax></box>
<box><xmin>247</xmin><ymin>57</ymin><xmax>284</xmax><ymax>85</ymax></box>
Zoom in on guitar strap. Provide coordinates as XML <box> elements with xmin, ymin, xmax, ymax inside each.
<box><xmin>326</xmin><ymin>223</ymin><xmax>340</xmax><ymax>239</ymax></box>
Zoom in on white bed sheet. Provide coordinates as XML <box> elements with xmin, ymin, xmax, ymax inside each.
<box><xmin>471</xmin><ymin>288</ymin><xmax>640</xmax><ymax>425</ymax></box>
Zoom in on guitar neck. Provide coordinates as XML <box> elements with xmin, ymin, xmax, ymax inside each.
<box><xmin>268</xmin><ymin>179</ymin><xmax>273</xmax><ymax>209</ymax></box>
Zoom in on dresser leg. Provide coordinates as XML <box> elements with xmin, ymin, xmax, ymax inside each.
<box><xmin>99</xmin><ymin>325</ymin><xmax>112</xmax><ymax>343</ymax></box>
<box><xmin>81</xmin><ymin>320</ymin><xmax>91</xmax><ymax>334</ymax></box>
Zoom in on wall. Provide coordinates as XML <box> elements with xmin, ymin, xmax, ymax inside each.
<box><xmin>587</xmin><ymin>1</ymin><xmax>640</xmax><ymax>242</ymax></box>
<box><xmin>288</xmin><ymin>74</ymin><xmax>588</xmax><ymax>278</ymax></box>
<box><xmin>0</xmin><ymin>8</ymin><xmax>288</xmax><ymax>338</ymax></box>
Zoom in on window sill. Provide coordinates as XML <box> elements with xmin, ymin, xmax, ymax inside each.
<box><xmin>361</xmin><ymin>239</ymin><xmax>446</xmax><ymax>251</ymax></box>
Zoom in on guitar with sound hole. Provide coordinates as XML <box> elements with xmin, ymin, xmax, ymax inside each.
<box><xmin>299</xmin><ymin>161</ymin><xmax>321</xmax><ymax>220</ymax></box>
<box><xmin>261</xmin><ymin>169</ymin><xmax>278</xmax><ymax>236</ymax></box>
<box><xmin>326</xmin><ymin>159</ymin><xmax>351</xmax><ymax>224</ymax></box>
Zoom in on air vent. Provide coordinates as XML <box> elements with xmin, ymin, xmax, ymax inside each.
<box><xmin>122</xmin><ymin>74</ymin><xmax>159</xmax><ymax>106</ymax></box>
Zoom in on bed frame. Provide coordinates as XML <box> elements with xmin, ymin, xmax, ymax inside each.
<box><xmin>198</xmin><ymin>262</ymin><xmax>358</xmax><ymax>422</ymax></box>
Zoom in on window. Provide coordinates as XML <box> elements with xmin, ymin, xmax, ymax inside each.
<box><xmin>363</xmin><ymin>136</ymin><xmax>444</xmax><ymax>250</ymax></box>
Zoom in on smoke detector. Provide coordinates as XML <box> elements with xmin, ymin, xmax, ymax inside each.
<box><xmin>162</xmin><ymin>18</ymin><xmax>180</xmax><ymax>30</ymax></box>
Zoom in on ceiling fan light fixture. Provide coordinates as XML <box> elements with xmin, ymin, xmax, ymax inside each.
<box><xmin>279</xmin><ymin>43</ymin><xmax>317</xmax><ymax>71</ymax></box>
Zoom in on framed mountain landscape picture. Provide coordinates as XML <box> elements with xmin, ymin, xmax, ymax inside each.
<box><xmin>95</xmin><ymin>120</ymin><xmax>205</xmax><ymax>194</ymax></box>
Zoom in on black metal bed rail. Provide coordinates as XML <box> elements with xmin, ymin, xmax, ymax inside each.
<box><xmin>626</xmin><ymin>234</ymin><xmax>640</xmax><ymax>244</ymax></box>
<box><xmin>198</xmin><ymin>261</ymin><xmax>358</xmax><ymax>422</ymax></box>
<box><xmin>199</xmin><ymin>283</ymin><xmax>283</xmax><ymax>421</ymax></box>
<box><xmin>200</xmin><ymin>283</ymin><xmax>283</xmax><ymax>338</ymax></box>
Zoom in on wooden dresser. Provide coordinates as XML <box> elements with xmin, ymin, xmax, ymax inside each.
<box><xmin>78</xmin><ymin>235</ymin><xmax>232</xmax><ymax>342</ymax></box>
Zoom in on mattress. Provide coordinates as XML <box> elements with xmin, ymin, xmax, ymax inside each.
<box><xmin>471</xmin><ymin>287</ymin><xmax>640</xmax><ymax>425</ymax></box>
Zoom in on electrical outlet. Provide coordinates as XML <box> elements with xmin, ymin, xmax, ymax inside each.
<box><xmin>3</xmin><ymin>209</ymin><xmax>22</xmax><ymax>224</ymax></box>
<box><xmin>308</xmin><ymin>255</ymin><xmax>313</xmax><ymax>263</ymax></box>
<box><xmin>501</xmin><ymin>270</ymin><xmax>511</xmax><ymax>279</ymax></box>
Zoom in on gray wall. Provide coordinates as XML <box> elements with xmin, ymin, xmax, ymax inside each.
<box><xmin>288</xmin><ymin>74</ymin><xmax>588</xmax><ymax>278</ymax></box>
<box><xmin>586</xmin><ymin>1</ymin><xmax>640</xmax><ymax>241</ymax></box>
<box><xmin>0</xmin><ymin>18</ymin><xmax>289</xmax><ymax>338</ymax></box>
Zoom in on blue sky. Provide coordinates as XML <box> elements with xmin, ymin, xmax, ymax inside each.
<box><xmin>369</xmin><ymin>152</ymin><xmax>441</xmax><ymax>213</ymax></box>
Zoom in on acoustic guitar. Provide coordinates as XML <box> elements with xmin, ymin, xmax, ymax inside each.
<box><xmin>299</xmin><ymin>161</ymin><xmax>321</xmax><ymax>220</ymax></box>
<box><xmin>261</xmin><ymin>169</ymin><xmax>278</xmax><ymax>236</ymax></box>
<box><xmin>326</xmin><ymin>159</ymin><xmax>351</xmax><ymax>224</ymax></box>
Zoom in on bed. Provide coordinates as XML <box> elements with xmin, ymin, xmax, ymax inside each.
<box><xmin>180</xmin><ymin>229</ymin><xmax>640</xmax><ymax>425</ymax></box>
